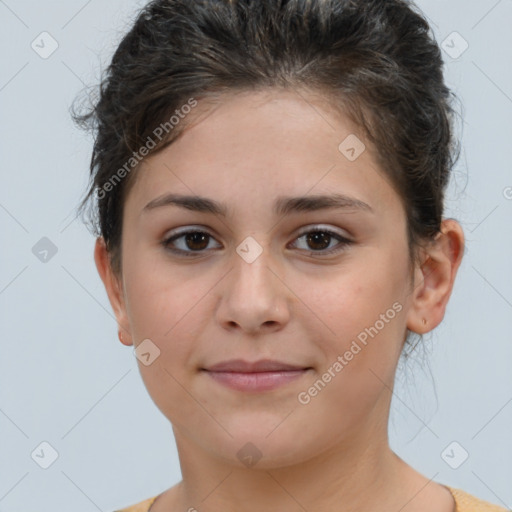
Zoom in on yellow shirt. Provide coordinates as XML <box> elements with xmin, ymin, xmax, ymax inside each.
<box><xmin>114</xmin><ymin>485</ymin><xmax>510</xmax><ymax>512</ymax></box>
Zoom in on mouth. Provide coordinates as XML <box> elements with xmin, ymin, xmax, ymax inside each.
<box><xmin>201</xmin><ymin>359</ymin><xmax>313</xmax><ymax>392</ymax></box>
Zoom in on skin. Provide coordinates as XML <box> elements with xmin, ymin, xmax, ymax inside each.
<box><xmin>95</xmin><ymin>89</ymin><xmax>464</xmax><ymax>512</ymax></box>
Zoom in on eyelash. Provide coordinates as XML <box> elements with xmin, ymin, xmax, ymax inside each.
<box><xmin>161</xmin><ymin>226</ymin><xmax>353</xmax><ymax>258</ymax></box>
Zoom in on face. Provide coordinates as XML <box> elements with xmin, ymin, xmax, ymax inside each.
<box><xmin>103</xmin><ymin>89</ymin><xmax>423</xmax><ymax>468</ymax></box>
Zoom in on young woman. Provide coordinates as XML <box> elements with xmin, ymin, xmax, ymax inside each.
<box><xmin>73</xmin><ymin>1</ymin><xmax>509</xmax><ymax>511</ymax></box>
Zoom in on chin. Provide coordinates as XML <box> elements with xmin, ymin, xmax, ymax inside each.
<box><xmin>197</xmin><ymin>419</ymin><xmax>324</xmax><ymax>470</ymax></box>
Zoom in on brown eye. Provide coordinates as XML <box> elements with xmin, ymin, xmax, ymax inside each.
<box><xmin>291</xmin><ymin>227</ymin><xmax>352</xmax><ymax>255</ymax></box>
<box><xmin>182</xmin><ymin>232</ymin><xmax>210</xmax><ymax>251</ymax></box>
<box><xmin>162</xmin><ymin>229</ymin><xmax>221</xmax><ymax>256</ymax></box>
<box><xmin>305</xmin><ymin>231</ymin><xmax>332</xmax><ymax>251</ymax></box>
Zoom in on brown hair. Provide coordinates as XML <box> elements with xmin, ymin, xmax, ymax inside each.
<box><xmin>71</xmin><ymin>0</ymin><xmax>462</xmax><ymax>356</ymax></box>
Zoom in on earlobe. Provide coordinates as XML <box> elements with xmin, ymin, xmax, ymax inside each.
<box><xmin>405</xmin><ymin>219</ymin><xmax>465</xmax><ymax>334</ymax></box>
<box><xmin>406</xmin><ymin>256</ymin><xmax>444</xmax><ymax>334</ymax></box>
<box><xmin>93</xmin><ymin>237</ymin><xmax>133</xmax><ymax>346</ymax></box>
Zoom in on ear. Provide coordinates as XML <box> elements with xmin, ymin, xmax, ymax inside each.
<box><xmin>406</xmin><ymin>219</ymin><xmax>465</xmax><ymax>334</ymax></box>
<box><xmin>94</xmin><ymin>237</ymin><xmax>133</xmax><ymax>346</ymax></box>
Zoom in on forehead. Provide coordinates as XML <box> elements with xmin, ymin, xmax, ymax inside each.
<box><xmin>125</xmin><ymin>88</ymin><xmax>401</xmax><ymax>220</ymax></box>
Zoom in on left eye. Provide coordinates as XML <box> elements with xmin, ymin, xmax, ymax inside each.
<box><xmin>290</xmin><ymin>228</ymin><xmax>352</xmax><ymax>255</ymax></box>
<box><xmin>161</xmin><ymin>227</ymin><xmax>352</xmax><ymax>257</ymax></box>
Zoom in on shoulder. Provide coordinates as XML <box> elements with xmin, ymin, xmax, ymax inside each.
<box><xmin>113</xmin><ymin>495</ymin><xmax>158</xmax><ymax>512</ymax></box>
<box><xmin>445</xmin><ymin>486</ymin><xmax>510</xmax><ymax>512</ymax></box>
<box><xmin>111</xmin><ymin>487</ymin><xmax>511</xmax><ymax>512</ymax></box>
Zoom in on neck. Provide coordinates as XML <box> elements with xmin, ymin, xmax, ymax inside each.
<box><xmin>170</xmin><ymin>406</ymin><xmax>411</xmax><ymax>512</ymax></box>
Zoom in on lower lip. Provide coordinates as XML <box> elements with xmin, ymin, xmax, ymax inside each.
<box><xmin>203</xmin><ymin>370</ymin><xmax>309</xmax><ymax>392</ymax></box>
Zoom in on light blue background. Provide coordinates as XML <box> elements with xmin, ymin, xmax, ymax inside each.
<box><xmin>1</xmin><ymin>1</ymin><xmax>511</xmax><ymax>511</ymax></box>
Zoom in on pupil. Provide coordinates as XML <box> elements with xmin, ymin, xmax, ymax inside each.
<box><xmin>307</xmin><ymin>232</ymin><xmax>330</xmax><ymax>250</ymax></box>
<box><xmin>186</xmin><ymin>233</ymin><xmax>209</xmax><ymax>250</ymax></box>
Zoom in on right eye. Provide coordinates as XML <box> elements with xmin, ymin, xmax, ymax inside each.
<box><xmin>161</xmin><ymin>228</ymin><xmax>222</xmax><ymax>257</ymax></box>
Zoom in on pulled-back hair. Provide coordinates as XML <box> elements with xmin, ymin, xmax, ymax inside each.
<box><xmin>72</xmin><ymin>0</ymin><xmax>462</xmax><ymax>355</ymax></box>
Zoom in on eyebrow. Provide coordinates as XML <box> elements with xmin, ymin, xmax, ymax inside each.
<box><xmin>141</xmin><ymin>192</ymin><xmax>374</xmax><ymax>217</ymax></box>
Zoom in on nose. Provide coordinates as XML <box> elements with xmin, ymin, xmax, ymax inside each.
<box><xmin>214</xmin><ymin>244</ymin><xmax>291</xmax><ymax>335</ymax></box>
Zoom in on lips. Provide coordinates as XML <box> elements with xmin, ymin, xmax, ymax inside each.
<box><xmin>201</xmin><ymin>359</ymin><xmax>312</xmax><ymax>392</ymax></box>
<box><xmin>204</xmin><ymin>359</ymin><xmax>309</xmax><ymax>373</ymax></box>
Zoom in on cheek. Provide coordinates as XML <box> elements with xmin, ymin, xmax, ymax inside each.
<box><xmin>122</xmin><ymin>254</ymin><xmax>209</xmax><ymax>391</ymax></box>
<box><xmin>295</xmin><ymin>278</ymin><xmax>405</xmax><ymax>437</ymax></box>
<box><xmin>306</xmin><ymin>255</ymin><xmax>407</xmax><ymax>374</ymax></box>
<box><xmin>123</xmin><ymin>247</ymin><xmax>205</xmax><ymax>341</ymax></box>
<box><xmin>125</xmin><ymin>275</ymin><xmax>203</xmax><ymax>423</ymax></box>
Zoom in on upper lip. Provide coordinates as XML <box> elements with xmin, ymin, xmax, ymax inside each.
<box><xmin>203</xmin><ymin>359</ymin><xmax>310</xmax><ymax>373</ymax></box>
